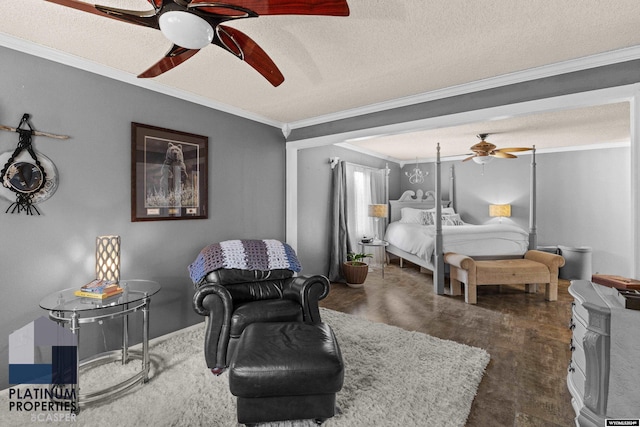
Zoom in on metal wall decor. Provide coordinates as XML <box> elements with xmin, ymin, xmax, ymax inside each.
<box><xmin>0</xmin><ymin>114</ymin><xmax>68</xmax><ymax>215</ymax></box>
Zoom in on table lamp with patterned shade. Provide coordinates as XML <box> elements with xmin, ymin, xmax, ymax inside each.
<box><xmin>368</xmin><ymin>204</ymin><xmax>388</xmax><ymax>242</ymax></box>
<box><xmin>96</xmin><ymin>235</ymin><xmax>120</xmax><ymax>283</ymax></box>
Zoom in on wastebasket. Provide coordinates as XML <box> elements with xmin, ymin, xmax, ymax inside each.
<box><xmin>558</xmin><ymin>245</ymin><xmax>592</xmax><ymax>280</ymax></box>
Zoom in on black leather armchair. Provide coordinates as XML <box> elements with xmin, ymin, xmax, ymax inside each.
<box><xmin>192</xmin><ymin>268</ymin><xmax>330</xmax><ymax>374</ymax></box>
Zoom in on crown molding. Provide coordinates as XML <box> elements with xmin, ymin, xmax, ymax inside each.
<box><xmin>0</xmin><ymin>33</ymin><xmax>283</xmax><ymax>129</ymax></box>
<box><xmin>287</xmin><ymin>45</ymin><xmax>640</xmax><ymax>131</ymax></box>
<box><xmin>333</xmin><ymin>142</ymin><xmax>434</xmax><ymax>166</ymax></box>
<box><xmin>333</xmin><ymin>142</ymin><xmax>402</xmax><ymax>164</ymax></box>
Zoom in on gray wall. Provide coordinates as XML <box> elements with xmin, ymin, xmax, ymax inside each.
<box><xmin>535</xmin><ymin>148</ymin><xmax>630</xmax><ymax>275</ymax></box>
<box><xmin>0</xmin><ymin>47</ymin><xmax>286</xmax><ymax>390</ymax></box>
<box><xmin>296</xmin><ymin>145</ymin><xmax>401</xmax><ymax>275</ymax></box>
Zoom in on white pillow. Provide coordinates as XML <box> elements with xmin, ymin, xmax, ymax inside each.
<box><xmin>399</xmin><ymin>207</ymin><xmax>425</xmax><ymax>224</ymax></box>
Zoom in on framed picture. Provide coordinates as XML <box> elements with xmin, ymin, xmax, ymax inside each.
<box><xmin>131</xmin><ymin>122</ymin><xmax>208</xmax><ymax>221</ymax></box>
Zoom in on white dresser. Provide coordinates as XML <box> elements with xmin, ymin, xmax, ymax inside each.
<box><xmin>567</xmin><ymin>280</ymin><xmax>640</xmax><ymax>426</ymax></box>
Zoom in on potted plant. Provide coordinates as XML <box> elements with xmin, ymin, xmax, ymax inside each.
<box><xmin>343</xmin><ymin>252</ymin><xmax>373</xmax><ymax>288</ymax></box>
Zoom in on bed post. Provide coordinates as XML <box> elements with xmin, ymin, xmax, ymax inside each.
<box><xmin>449</xmin><ymin>165</ymin><xmax>456</xmax><ymax>212</ymax></box>
<box><xmin>434</xmin><ymin>143</ymin><xmax>445</xmax><ymax>295</ymax></box>
<box><xmin>529</xmin><ymin>146</ymin><xmax>537</xmax><ymax>250</ymax></box>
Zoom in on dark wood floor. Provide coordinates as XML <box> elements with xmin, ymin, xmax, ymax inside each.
<box><xmin>320</xmin><ymin>260</ymin><xmax>575</xmax><ymax>427</ymax></box>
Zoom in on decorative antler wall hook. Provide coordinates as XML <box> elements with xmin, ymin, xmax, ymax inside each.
<box><xmin>0</xmin><ymin>114</ymin><xmax>68</xmax><ymax>215</ymax></box>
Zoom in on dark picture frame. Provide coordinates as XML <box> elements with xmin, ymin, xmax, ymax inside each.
<box><xmin>131</xmin><ymin>122</ymin><xmax>208</xmax><ymax>222</ymax></box>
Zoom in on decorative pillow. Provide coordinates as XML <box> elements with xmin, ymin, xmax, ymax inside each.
<box><xmin>399</xmin><ymin>207</ymin><xmax>426</xmax><ymax>224</ymax></box>
<box><xmin>422</xmin><ymin>212</ymin><xmax>464</xmax><ymax>226</ymax></box>
<box><xmin>442</xmin><ymin>213</ymin><xmax>465</xmax><ymax>226</ymax></box>
<box><xmin>422</xmin><ymin>211</ymin><xmax>436</xmax><ymax>226</ymax></box>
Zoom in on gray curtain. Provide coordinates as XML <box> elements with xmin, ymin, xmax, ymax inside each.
<box><xmin>328</xmin><ymin>161</ymin><xmax>349</xmax><ymax>283</ymax></box>
<box><xmin>328</xmin><ymin>162</ymin><xmax>389</xmax><ymax>282</ymax></box>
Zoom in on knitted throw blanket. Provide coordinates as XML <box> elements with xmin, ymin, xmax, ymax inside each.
<box><xmin>188</xmin><ymin>239</ymin><xmax>301</xmax><ymax>284</ymax></box>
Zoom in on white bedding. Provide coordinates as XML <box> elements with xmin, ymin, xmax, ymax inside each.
<box><xmin>384</xmin><ymin>221</ymin><xmax>530</xmax><ymax>262</ymax></box>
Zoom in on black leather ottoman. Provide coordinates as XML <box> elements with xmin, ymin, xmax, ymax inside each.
<box><xmin>229</xmin><ymin>322</ymin><xmax>344</xmax><ymax>425</ymax></box>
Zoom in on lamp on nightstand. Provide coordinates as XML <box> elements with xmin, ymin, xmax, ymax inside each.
<box><xmin>489</xmin><ymin>204</ymin><xmax>511</xmax><ymax>222</ymax></box>
<box><xmin>368</xmin><ymin>204</ymin><xmax>388</xmax><ymax>242</ymax></box>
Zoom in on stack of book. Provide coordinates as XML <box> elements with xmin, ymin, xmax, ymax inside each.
<box><xmin>74</xmin><ymin>279</ymin><xmax>123</xmax><ymax>299</ymax></box>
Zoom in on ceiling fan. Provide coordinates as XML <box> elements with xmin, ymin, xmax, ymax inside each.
<box><xmin>45</xmin><ymin>0</ymin><xmax>350</xmax><ymax>86</ymax></box>
<box><xmin>463</xmin><ymin>134</ymin><xmax>531</xmax><ymax>164</ymax></box>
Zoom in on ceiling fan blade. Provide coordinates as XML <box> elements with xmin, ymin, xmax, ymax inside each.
<box><xmin>190</xmin><ymin>0</ymin><xmax>349</xmax><ymax>16</ymax></box>
<box><xmin>137</xmin><ymin>45</ymin><xmax>200</xmax><ymax>78</ymax></box>
<box><xmin>492</xmin><ymin>152</ymin><xmax>517</xmax><ymax>159</ymax></box>
<box><xmin>93</xmin><ymin>4</ymin><xmax>159</xmax><ymax>28</ymax></box>
<box><xmin>45</xmin><ymin>0</ymin><xmax>105</xmax><ymax>15</ymax></box>
<box><xmin>215</xmin><ymin>25</ymin><xmax>285</xmax><ymax>87</ymax></box>
<box><xmin>495</xmin><ymin>147</ymin><xmax>532</xmax><ymax>153</ymax></box>
<box><xmin>146</xmin><ymin>0</ymin><xmax>163</xmax><ymax>12</ymax></box>
<box><xmin>462</xmin><ymin>155</ymin><xmax>476</xmax><ymax>162</ymax></box>
<box><xmin>46</xmin><ymin>0</ymin><xmax>159</xmax><ymax>28</ymax></box>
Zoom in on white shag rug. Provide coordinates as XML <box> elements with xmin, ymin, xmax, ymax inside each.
<box><xmin>1</xmin><ymin>308</ymin><xmax>489</xmax><ymax>426</ymax></box>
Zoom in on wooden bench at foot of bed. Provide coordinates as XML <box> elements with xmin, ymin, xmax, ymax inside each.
<box><xmin>444</xmin><ymin>250</ymin><xmax>565</xmax><ymax>304</ymax></box>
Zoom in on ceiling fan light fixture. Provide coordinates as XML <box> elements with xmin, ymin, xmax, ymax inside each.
<box><xmin>159</xmin><ymin>11</ymin><xmax>214</xmax><ymax>50</ymax></box>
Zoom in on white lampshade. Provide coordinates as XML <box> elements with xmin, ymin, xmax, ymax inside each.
<box><xmin>159</xmin><ymin>11</ymin><xmax>214</xmax><ymax>49</ymax></box>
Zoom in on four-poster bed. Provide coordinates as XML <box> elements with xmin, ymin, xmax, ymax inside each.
<box><xmin>385</xmin><ymin>144</ymin><xmax>538</xmax><ymax>295</ymax></box>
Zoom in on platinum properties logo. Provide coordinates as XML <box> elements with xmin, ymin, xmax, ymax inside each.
<box><xmin>8</xmin><ymin>317</ymin><xmax>78</xmax><ymax>420</ymax></box>
<box><xmin>9</xmin><ymin>387</ymin><xmax>77</xmax><ymax>422</ymax></box>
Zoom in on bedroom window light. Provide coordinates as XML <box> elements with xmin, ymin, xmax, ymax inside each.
<box><xmin>353</xmin><ymin>170</ymin><xmax>368</xmax><ymax>237</ymax></box>
<box><xmin>345</xmin><ymin>164</ymin><xmax>388</xmax><ymax>251</ymax></box>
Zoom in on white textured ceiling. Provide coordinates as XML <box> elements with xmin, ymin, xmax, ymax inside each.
<box><xmin>1</xmin><ymin>1</ymin><xmax>639</xmax><ymax>159</ymax></box>
<box><xmin>345</xmin><ymin>102</ymin><xmax>631</xmax><ymax>161</ymax></box>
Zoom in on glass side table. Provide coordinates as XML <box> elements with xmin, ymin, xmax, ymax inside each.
<box><xmin>359</xmin><ymin>240</ymin><xmax>390</xmax><ymax>278</ymax></box>
<box><xmin>39</xmin><ymin>279</ymin><xmax>160</xmax><ymax>412</ymax></box>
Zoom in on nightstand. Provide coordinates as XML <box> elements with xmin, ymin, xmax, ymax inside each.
<box><xmin>359</xmin><ymin>240</ymin><xmax>389</xmax><ymax>278</ymax></box>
